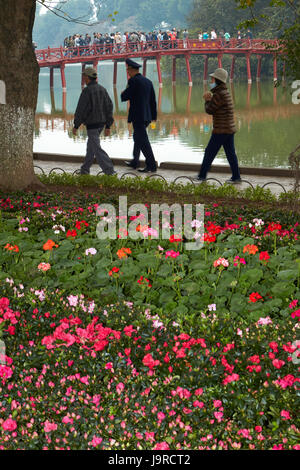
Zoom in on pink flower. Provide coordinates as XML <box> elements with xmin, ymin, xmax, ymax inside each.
<box><xmin>193</xmin><ymin>400</ymin><xmax>204</xmax><ymax>408</ymax></box>
<box><xmin>44</xmin><ymin>421</ymin><xmax>58</xmax><ymax>433</ymax></box>
<box><xmin>213</xmin><ymin>400</ymin><xmax>222</xmax><ymax>408</ymax></box>
<box><xmin>116</xmin><ymin>382</ymin><xmax>125</xmax><ymax>395</ymax></box>
<box><xmin>91</xmin><ymin>436</ymin><xmax>103</xmax><ymax>447</ymax></box>
<box><xmin>223</xmin><ymin>373</ymin><xmax>240</xmax><ymax>385</ymax></box>
<box><xmin>154</xmin><ymin>442</ymin><xmax>170</xmax><ymax>450</ymax></box>
<box><xmin>2</xmin><ymin>418</ymin><xmax>17</xmax><ymax>432</ymax></box>
<box><xmin>157</xmin><ymin>412</ymin><xmax>166</xmax><ymax>420</ymax></box>
<box><xmin>272</xmin><ymin>359</ymin><xmax>285</xmax><ymax>369</ymax></box>
<box><xmin>291</xmin><ymin>309</ymin><xmax>300</xmax><ymax>319</ymax></box>
<box><xmin>105</xmin><ymin>362</ymin><xmax>114</xmax><ymax>370</ymax></box>
<box><xmin>145</xmin><ymin>431</ymin><xmax>155</xmax><ymax>442</ymax></box>
<box><xmin>142</xmin><ymin>353</ymin><xmax>160</xmax><ymax>369</ymax></box>
<box><xmin>213</xmin><ymin>257</ymin><xmax>229</xmax><ymax>268</ymax></box>
<box><xmin>256</xmin><ymin>316</ymin><xmax>273</xmax><ymax>326</ymax></box>
<box><xmin>237</xmin><ymin>428</ymin><xmax>252</xmax><ymax>439</ymax></box>
<box><xmin>289</xmin><ymin>299</ymin><xmax>298</xmax><ymax>309</ymax></box>
<box><xmin>214</xmin><ymin>411</ymin><xmax>223</xmax><ymax>422</ymax></box>
<box><xmin>165</xmin><ymin>250</ymin><xmax>180</xmax><ymax>259</ymax></box>
<box><xmin>38</xmin><ymin>262</ymin><xmax>51</xmax><ymax>272</ymax></box>
<box><xmin>280</xmin><ymin>410</ymin><xmax>291</xmax><ymax>420</ymax></box>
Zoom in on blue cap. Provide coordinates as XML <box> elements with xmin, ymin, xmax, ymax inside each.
<box><xmin>126</xmin><ymin>58</ymin><xmax>141</xmax><ymax>69</ymax></box>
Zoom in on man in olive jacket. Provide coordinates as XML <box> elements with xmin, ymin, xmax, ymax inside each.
<box><xmin>121</xmin><ymin>58</ymin><xmax>157</xmax><ymax>172</ymax></box>
<box><xmin>195</xmin><ymin>68</ymin><xmax>241</xmax><ymax>183</ymax></box>
<box><xmin>73</xmin><ymin>67</ymin><xmax>116</xmax><ymax>175</ymax></box>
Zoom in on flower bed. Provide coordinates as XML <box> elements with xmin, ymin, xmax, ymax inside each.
<box><xmin>0</xmin><ymin>190</ymin><xmax>299</xmax><ymax>450</ymax></box>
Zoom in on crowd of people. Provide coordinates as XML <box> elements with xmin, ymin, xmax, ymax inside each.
<box><xmin>62</xmin><ymin>28</ymin><xmax>254</xmax><ymax>55</ymax></box>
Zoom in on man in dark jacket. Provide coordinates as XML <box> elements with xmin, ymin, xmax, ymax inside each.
<box><xmin>73</xmin><ymin>67</ymin><xmax>116</xmax><ymax>175</ymax></box>
<box><xmin>194</xmin><ymin>68</ymin><xmax>241</xmax><ymax>183</ymax></box>
<box><xmin>121</xmin><ymin>59</ymin><xmax>157</xmax><ymax>172</ymax></box>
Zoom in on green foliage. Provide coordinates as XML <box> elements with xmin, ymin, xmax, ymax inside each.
<box><xmin>34</xmin><ymin>0</ymin><xmax>193</xmax><ymax>47</ymax></box>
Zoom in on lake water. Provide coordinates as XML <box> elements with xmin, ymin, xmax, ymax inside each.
<box><xmin>34</xmin><ymin>61</ymin><xmax>300</xmax><ymax>169</ymax></box>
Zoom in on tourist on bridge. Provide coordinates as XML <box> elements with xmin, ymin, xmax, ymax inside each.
<box><xmin>121</xmin><ymin>59</ymin><xmax>157</xmax><ymax>173</ymax></box>
<box><xmin>194</xmin><ymin>68</ymin><xmax>241</xmax><ymax>184</ymax></box>
<box><xmin>72</xmin><ymin>67</ymin><xmax>116</xmax><ymax>176</ymax></box>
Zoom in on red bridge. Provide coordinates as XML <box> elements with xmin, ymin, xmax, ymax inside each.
<box><xmin>35</xmin><ymin>38</ymin><xmax>281</xmax><ymax>90</ymax></box>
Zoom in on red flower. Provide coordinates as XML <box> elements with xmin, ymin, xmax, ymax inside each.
<box><xmin>75</xmin><ymin>220</ymin><xmax>89</xmax><ymax>230</ymax></box>
<box><xmin>169</xmin><ymin>234</ymin><xmax>182</xmax><ymax>243</ymax></box>
<box><xmin>203</xmin><ymin>233</ymin><xmax>216</xmax><ymax>243</ymax></box>
<box><xmin>259</xmin><ymin>251</ymin><xmax>270</xmax><ymax>262</ymax></box>
<box><xmin>66</xmin><ymin>229</ymin><xmax>78</xmax><ymax>238</ymax></box>
<box><xmin>249</xmin><ymin>292</ymin><xmax>263</xmax><ymax>303</ymax></box>
<box><xmin>109</xmin><ymin>267</ymin><xmax>120</xmax><ymax>276</ymax></box>
<box><xmin>267</xmin><ymin>222</ymin><xmax>282</xmax><ymax>232</ymax></box>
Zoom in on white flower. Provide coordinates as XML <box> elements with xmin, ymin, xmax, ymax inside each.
<box><xmin>85</xmin><ymin>248</ymin><xmax>97</xmax><ymax>256</ymax></box>
<box><xmin>191</xmin><ymin>219</ymin><xmax>203</xmax><ymax>228</ymax></box>
<box><xmin>208</xmin><ymin>304</ymin><xmax>217</xmax><ymax>311</ymax></box>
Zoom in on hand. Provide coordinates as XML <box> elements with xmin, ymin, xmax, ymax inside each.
<box><xmin>104</xmin><ymin>128</ymin><xmax>111</xmax><ymax>137</ymax></box>
<box><xmin>203</xmin><ymin>92</ymin><xmax>212</xmax><ymax>101</ymax></box>
<box><xmin>72</xmin><ymin>127</ymin><xmax>78</xmax><ymax>136</ymax></box>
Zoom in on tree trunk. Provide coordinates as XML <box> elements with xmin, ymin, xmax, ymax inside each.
<box><xmin>0</xmin><ymin>0</ymin><xmax>43</xmax><ymax>191</ymax></box>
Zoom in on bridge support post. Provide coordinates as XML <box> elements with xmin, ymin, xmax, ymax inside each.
<box><xmin>93</xmin><ymin>60</ymin><xmax>98</xmax><ymax>72</ymax></box>
<box><xmin>187</xmin><ymin>85</ymin><xmax>192</xmax><ymax>113</ymax></box>
<box><xmin>143</xmin><ymin>59</ymin><xmax>147</xmax><ymax>77</ymax></box>
<box><xmin>185</xmin><ymin>54</ymin><xmax>192</xmax><ymax>87</ymax></box>
<box><xmin>218</xmin><ymin>53</ymin><xmax>223</xmax><ymax>69</ymax></box>
<box><xmin>273</xmin><ymin>55</ymin><xmax>278</xmax><ymax>82</ymax></box>
<box><xmin>125</xmin><ymin>62</ymin><xmax>130</xmax><ymax>81</ymax></box>
<box><xmin>50</xmin><ymin>67</ymin><xmax>54</xmax><ymax>89</ymax></box>
<box><xmin>60</xmin><ymin>64</ymin><xmax>67</xmax><ymax>91</ymax></box>
<box><xmin>156</xmin><ymin>55</ymin><xmax>163</xmax><ymax>88</ymax></box>
<box><xmin>246</xmin><ymin>53</ymin><xmax>252</xmax><ymax>84</ymax></box>
<box><xmin>62</xmin><ymin>90</ymin><xmax>67</xmax><ymax>113</ymax></box>
<box><xmin>113</xmin><ymin>61</ymin><xmax>118</xmax><ymax>86</ymax></box>
<box><xmin>158</xmin><ymin>87</ymin><xmax>162</xmax><ymax>113</ymax></box>
<box><xmin>203</xmin><ymin>55</ymin><xmax>208</xmax><ymax>82</ymax></box>
<box><xmin>230</xmin><ymin>56</ymin><xmax>235</xmax><ymax>82</ymax></box>
<box><xmin>256</xmin><ymin>55</ymin><xmax>262</xmax><ymax>81</ymax></box>
<box><xmin>172</xmin><ymin>57</ymin><xmax>176</xmax><ymax>85</ymax></box>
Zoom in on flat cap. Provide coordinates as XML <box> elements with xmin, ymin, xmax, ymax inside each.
<box><xmin>126</xmin><ymin>58</ymin><xmax>141</xmax><ymax>69</ymax></box>
<box><xmin>82</xmin><ymin>67</ymin><xmax>98</xmax><ymax>78</ymax></box>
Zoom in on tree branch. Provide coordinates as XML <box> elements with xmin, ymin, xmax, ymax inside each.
<box><xmin>36</xmin><ymin>0</ymin><xmax>103</xmax><ymax>26</ymax></box>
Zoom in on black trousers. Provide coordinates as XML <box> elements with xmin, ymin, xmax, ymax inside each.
<box><xmin>199</xmin><ymin>133</ymin><xmax>241</xmax><ymax>180</ymax></box>
<box><xmin>132</xmin><ymin>121</ymin><xmax>157</xmax><ymax>170</ymax></box>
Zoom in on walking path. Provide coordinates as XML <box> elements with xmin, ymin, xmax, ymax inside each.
<box><xmin>33</xmin><ymin>154</ymin><xmax>295</xmax><ymax>197</ymax></box>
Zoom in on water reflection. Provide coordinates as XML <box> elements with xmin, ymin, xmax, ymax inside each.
<box><xmin>35</xmin><ymin>63</ymin><xmax>300</xmax><ymax>168</ymax></box>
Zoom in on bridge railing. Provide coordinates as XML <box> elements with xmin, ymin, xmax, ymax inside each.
<box><xmin>35</xmin><ymin>38</ymin><xmax>280</xmax><ymax>64</ymax></box>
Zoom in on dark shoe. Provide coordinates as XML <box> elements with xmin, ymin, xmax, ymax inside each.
<box><xmin>138</xmin><ymin>167</ymin><xmax>157</xmax><ymax>173</ymax></box>
<box><xmin>125</xmin><ymin>160</ymin><xmax>139</xmax><ymax>169</ymax></box>
<box><xmin>225</xmin><ymin>177</ymin><xmax>242</xmax><ymax>184</ymax></box>
<box><xmin>192</xmin><ymin>176</ymin><xmax>206</xmax><ymax>182</ymax></box>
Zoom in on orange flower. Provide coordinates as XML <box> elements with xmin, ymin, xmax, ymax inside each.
<box><xmin>4</xmin><ymin>243</ymin><xmax>19</xmax><ymax>253</ymax></box>
<box><xmin>43</xmin><ymin>239</ymin><xmax>58</xmax><ymax>251</ymax></box>
<box><xmin>117</xmin><ymin>247</ymin><xmax>132</xmax><ymax>259</ymax></box>
<box><xmin>136</xmin><ymin>224</ymin><xmax>148</xmax><ymax>232</ymax></box>
<box><xmin>243</xmin><ymin>244</ymin><xmax>259</xmax><ymax>255</ymax></box>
